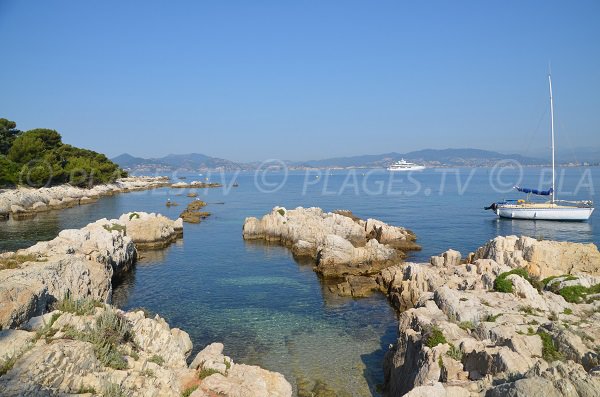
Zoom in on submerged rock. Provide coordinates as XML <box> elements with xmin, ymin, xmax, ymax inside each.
<box><xmin>179</xmin><ymin>200</ymin><xmax>211</xmax><ymax>223</ymax></box>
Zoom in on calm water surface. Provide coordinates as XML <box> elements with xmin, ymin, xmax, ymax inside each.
<box><xmin>1</xmin><ymin>168</ymin><xmax>598</xmax><ymax>396</ymax></box>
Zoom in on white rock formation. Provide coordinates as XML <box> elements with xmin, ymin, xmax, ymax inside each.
<box><xmin>0</xmin><ymin>212</ymin><xmax>182</xmax><ymax>328</ymax></box>
<box><xmin>243</xmin><ymin>207</ymin><xmax>418</xmax><ymax>285</ymax></box>
<box><xmin>382</xmin><ymin>238</ymin><xmax>600</xmax><ymax>396</ymax></box>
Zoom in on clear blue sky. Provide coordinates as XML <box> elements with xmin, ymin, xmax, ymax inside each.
<box><xmin>1</xmin><ymin>0</ymin><xmax>599</xmax><ymax>161</ymax></box>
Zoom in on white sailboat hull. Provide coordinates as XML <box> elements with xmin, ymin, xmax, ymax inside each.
<box><xmin>496</xmin><ymin>206</ymin><xmax>594</xmax><ymax>221</ymax></box>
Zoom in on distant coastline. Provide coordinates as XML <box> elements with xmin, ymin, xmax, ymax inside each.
<box><xmin>113</xmin><ymin>148</ymin><xmax>600</xmax><ymax>173</ymax></box>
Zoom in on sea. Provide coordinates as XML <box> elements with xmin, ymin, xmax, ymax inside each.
<box><xmin>1</xmin><ymin>166</ymin><xmax>598</xmax><ymax>396</ymax></box>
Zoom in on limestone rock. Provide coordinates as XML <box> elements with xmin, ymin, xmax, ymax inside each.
<box><xmin>0</xmin><ymin>177</ymin><xmax>169</xmax><ymax>216</ymax></box>
<box><xmin>0</xmin><ymin>212</ymin><xmax>181</xmax><ymax>328</ymax></box>
<box><xmin>474</xmin><ymin>235</ymin><xmax>600</xmax><ymax>278</ymax></box>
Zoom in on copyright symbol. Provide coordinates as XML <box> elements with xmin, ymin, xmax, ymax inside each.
<box><xmin>254</xmin><ymin>159</ymin><xmax>288</xmax><ymax>193</ymax></box>
<box><xmin>19</xmin><ymin>159</ymin><xmax>54</xmax><ymax>188</ymax></box>
<box><xmin>489</xmin><ymin>159</ymin><xmax>523</xmax><ymax>194</ymax></box>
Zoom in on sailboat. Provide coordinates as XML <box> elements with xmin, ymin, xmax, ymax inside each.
<box><xmin>485</xmin><ymin>75</ymin><xmax>594</xmax><ymax>221</ymax></box>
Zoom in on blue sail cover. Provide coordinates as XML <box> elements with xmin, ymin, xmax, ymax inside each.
<box><xmin>514</xmin><ymin>186</ymin><xmax>553</xmax><ymax>196</ymax></box>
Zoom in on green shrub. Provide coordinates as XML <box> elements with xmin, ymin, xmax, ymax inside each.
<box><xmin>128</xmin><ymin>212</ymin><xmax>140</xmax><ymax>220</ymax></box>
<box><xmin>558</xmin><ymin>284</ymin><xmax>600</xmax><ymax>303</ymax></box>
<box><xmin>63</xmin><ymin>309</ymin><xmax>133</xmax><ymax>370</ymax></box>
<box><xmin>559</xmin><ymin>285</ymin><xmax>589</xmax><ymax>303</ymax></box>
<box><xmin>277</xmin><ymin>208</ymin><xmax>286</xmax><ymax>216</ymax></box>
<box><xmin>519</xmin><ymin>306</ymin><xmax>536</xmax><ymax>315</ymax></box>
<box><xmin>101</xmin><ymin>382</ymin><xmax>126</xmax><ymax>397</ymax></box>
<box><xmin>446</xmin><ymin>344</ymin><xmax>462</xmax><ymax>361</ymax></box>
<box><xmin>198</xmin><ymin>367</ymin><xmax>222</xmax><ymax>380</ymax></box>
<box><xmin>538</xmin><ymin>331</ymin><xmax>563</xmax><ymax>362</ymax></box>
<box><xmin>563</xmin><ymin>308</ymin><xmax>573</xmax><ymax>315</ymax></box>
<box><xmin>34</xmin><ymin>312</ymin><xmax>62</xmax><ymax>341</ymax></box>
<box><xmin>149</xmin><ymin>354</ymin><xmax>164</xmax><ymax>366</ymax></box>
<box><xmin>0</xmin><ymin>353</ymin><xmax>18</xmax><ymax>377</ymax></box>
<box><xmin>485</xmin><ymin>313</ymin><xmax>502</xmax><ymax>322</ymax></box>
<box><xmin>494</xmin><ymin>268</ymin><xmax>531</xmax><ymax>293</ymax></box>
<box><xmin>77</xmin><ymin>385</ymin><xmax>96</xmax><ymax>394</ymax></box>
<box><xmin>424</xmin><ymin>326</ymin><xmax>447</xmax><ymax>348</ymax></box>
<box><xmin>459</xmin><ymin>321</ymin><xmax>475</xmax><ymax>331</ymax></box>
<box><xmin>54</xmin><ymin>293</ymin><xmax>102</xmax><ymax>316</ymax></box>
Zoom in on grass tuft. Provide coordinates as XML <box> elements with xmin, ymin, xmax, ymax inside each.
<box><xmin>101</xmin><ymin>382</ymin><xmax>126</xmax><ymax>397</ymax></box>
<box><xmin>181</xmin><ymin>385</ymin><xmax>198</xmax><ymax>397</ymax></box>
<box><xmin>149</xmin><ymin>354</ymin><xmax>164</xmax><ymax>366</ymax></box>
<box><xmin>424</xmin><ymin>326</ymin><xmax>447</xmax><ymax>348</ymax></box>
<box><xmin>0</xmin><ymin>253</ymin><xmax>46</xmax><ymax>270</ymax></box>
<box><xmin>538</xmin><ymin>331</ymin><xmax>563</xmax><ymax>362</ymax></box>
<box><xmin>62</xmin><ymin>309</ymin><xmax>133</xmax><ymax>370</ymax></box>
<box><xmin>458</xmin><ymin>321</ymin><xmax>475</xmax><ymax>331</ymax></box>
<box><xmin>103</xmin><ymin>223</ymin><xmax>127</xmax><ymax>234</ymax></box>
<box><xmin>198</xmin><ymin>367</ymin><xmax>222</xmax><ymax>380</ymax></box>
<box><xmin>446</xmin><ymin>344</ymin><xmax>462</xmax><ymax>361</ymax></box>
<box><xmin>34</xmin><ymin>312</ymin><xmax>62</xmax><ymax>342</ymax></box>
<box><xmin>54</xmin><ymin>293</ymin><xmax>102</xmax><ymax>316</ymax></box>
<box><xmin>485</xmin><ymin>313</ymin><xmax>502</xmax><ymax>322</ymax></box>
<box><xmin>0</xmin><ymin>353</ymin><xmax>18</xmax><ymax>377</ymax></box>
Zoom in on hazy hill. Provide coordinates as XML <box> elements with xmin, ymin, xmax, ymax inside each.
<box><xmin>298</xmin><ymin>148</ymin><xmax>543</xmax><ymax>168</ymax></box>
<box><xmin>112</xmin><ymin>147</ymin><xmax>600</xmax><ymax>172</ymax></box>
<box><xmin>112</xmin><ymin>153</ymin><xmax>243</xmax><ymax>171</ymax></box>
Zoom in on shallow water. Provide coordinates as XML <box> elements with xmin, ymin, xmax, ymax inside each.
<box><xmin>1</xmin><ymin>167</ymin><xmax>598</xmax><ymax>396</ymax></box>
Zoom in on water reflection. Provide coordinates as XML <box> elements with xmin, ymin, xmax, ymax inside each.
<box><xmin>493</xmin><ymin>218</ymin><xmax>593</xmax><ymax>243</ymax></box>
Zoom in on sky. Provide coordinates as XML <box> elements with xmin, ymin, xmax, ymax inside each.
<box><xmin>1</xmin><ymin>1</ymin><xmax>599</xmax><ymax>162</ymax></box>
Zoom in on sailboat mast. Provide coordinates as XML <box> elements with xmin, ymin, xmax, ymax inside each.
<box><xmin>549</xmin><ymin>74</ymin><xmax>556</xmax><ymax>203</ymax></box>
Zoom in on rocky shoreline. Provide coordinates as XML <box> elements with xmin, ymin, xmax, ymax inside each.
<box><xmin>0</xmin><ymin>212</ymin><xmax>292</xmax><ymax>397</ymax></box>
<box><xmin>0</xmin><ymin>177</ymin><xmax>170</xmax><ymax>221</ymax></box>
<box><xmin>4</xmin><ymin>205</ymin><xmax>600</xmax><ymax>396</ymax></box>
<box><xmin>380</xmin><ymin>236</ymin><xmax>600</xmax><ymax>396</ymax></box>
<box><xmin>246</xmin><ymin>207</ymin><xmax>600</xmax><ymax>396</ymax></box>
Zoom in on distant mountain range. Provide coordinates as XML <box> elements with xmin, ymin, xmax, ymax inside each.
<box><xmin>112</xmin><ymin>153</ymin><xmax>246</xmax><ymax>171</ymax></box>
<box><xmin>294</xmin><ymin>149</ymin><xmax>543</xmax><ymax>168</ymax></box>
<box><xmin>112</xmin><ymin>148</ymin><xmax>599</xmax><ymax>172</ymax></box>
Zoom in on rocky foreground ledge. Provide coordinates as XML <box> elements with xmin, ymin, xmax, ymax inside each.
<box><xmin>0</xmin><ymin>212</ymin><xmax>292</xmax><ymax>396</ymax></box>
<box><xmin>380</xmin><ymin>236</ymin><xmax>600</xmax><ymax>396</ymax></box>
<box><xmin>243</xmin><ymin>206</ymin><xmax>420</xmax><ymax>297</ymax></box>
<box><xmin>0</xmin><ymin>177</ymin><xmax>170</xmax><ymax>220</ymax></box>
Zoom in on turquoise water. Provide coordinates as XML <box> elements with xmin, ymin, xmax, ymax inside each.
<box><xmin>1</xmin><ymin>168</ymin><xmax>598</xmax><ymax>396</ymax></box>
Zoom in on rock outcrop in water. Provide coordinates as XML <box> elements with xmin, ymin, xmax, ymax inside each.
<box><xmin>179</xmin><ymin>200</ymin><xmax>211</xmax><ymax>224</ymax></box>
<box><xmin>243</xmin><ymin>206</ymin><xmax>420</xmax><ymax>297</ymax></box>
<box><xmin>380</xmin><ymin>236</ymin><xmax>600</xmax><ymax>396</ymax></box>
<box><xmin>0</xmin><ymin>212</ymin><xmax>292</xmax><ymax>397</ymax></box>
<box><xmin>0</xmin><ymin>212</ymin><xmax>182</xmax><ymax>328</ymax></box>
<box><xmin>0</xmin><ymin>177</ymin><xmax>170</xmax><ymax>220</ymax></box>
